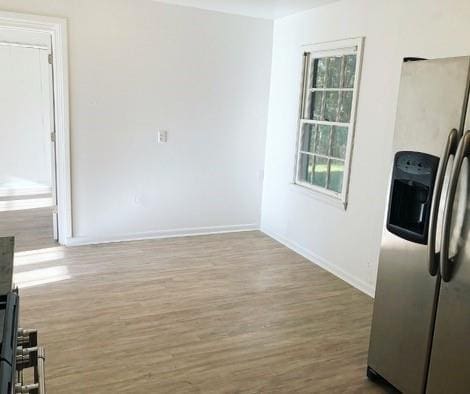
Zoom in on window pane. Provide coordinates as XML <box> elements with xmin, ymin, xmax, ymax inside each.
<box><xmin>338</xmin><ymin>91</ymin><xmax>353</xmax><ymax>123</ymax></box>
<box><xmin>328</xmin><ymin>159</ymin><xmax>345</xmax><ymax>193</ymax></box>
<box><xmin>331</xmin><ymin>126</ymin><xmax>348</xmax><ymax>159</ymax></box>
<box><xmin>324</xmin><ymin>91</ymin><xmax>339</xmax><ymax>122</ymax></box>
<box><xmin>309</xmin><ymin>91</ymin><xmax>324</xmax><ymax>120</ymax></box>
<box><xmin>315</xmin><ymin>125</ymin><xmax>331</xmax><ymax>156</ymax></box>
<box><xmin>313</xmin><ymin>58</ymin><xmax>328</xmax><ymax>88</ymax></box>
<box><xmin>312</xmin><ymin>156</ymin><xmax>328</xmax><ymax>188</ymax></box>
<box><xmin>300</xmin><ymin>123</ymin><xmax>316</xmax><ymax>153</ymax></box>
<box><xmin>298</xmin><ymin>153</ymin><xmax>314</xmax><ymax>184</ymax></box>
<box><xmin>326</xmin><ymin>57</ymin><xmax>342</xmax><ymax>88</ymax></box>
<box><xmin>343</xmin><ymin>55</ymin><xmax>357</xmax><ymax>88</ymax></box>
<box><xmin>297</xmin><ymin>43</ymin><xmax>361</xmax><ymax>199</ymax></box>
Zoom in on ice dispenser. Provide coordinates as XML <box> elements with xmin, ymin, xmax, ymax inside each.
<box><xmin>387</xmin><ymin>151</ymin><xmax>439</xmax><ymax>244</ymax></box>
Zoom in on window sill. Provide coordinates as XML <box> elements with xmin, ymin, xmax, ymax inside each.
<box><xmin>289</xmin><ymin>182</ymin><xmax>348</xmax><ymax>211</ymax></box>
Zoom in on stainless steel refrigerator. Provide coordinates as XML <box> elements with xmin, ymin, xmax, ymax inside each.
<box><xmin>367</xmin><ymin>56</ymin><xmax>470</xmax><ymax>393</ymax></box>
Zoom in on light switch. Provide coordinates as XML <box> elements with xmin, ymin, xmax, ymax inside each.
<box><xmin>157</xmin><ymin>130</ymin><xmax>168</xmax><ymax>144</ymax></box>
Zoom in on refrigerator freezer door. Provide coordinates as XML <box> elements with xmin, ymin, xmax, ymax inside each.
<box><xmin>368</xmin><ymin>56</ymin><xmax>470</xmax><ymax>393</ymax></box>
<box><xmin>427</xmin><ymin>134</ymin><xmax>470</xmax><ymax>393</ymax></box>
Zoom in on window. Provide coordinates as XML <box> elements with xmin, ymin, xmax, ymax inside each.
<box><xmin>295</xmin><ymin>38</ymin><xmax>363</xmax><ymax>206</ymax></box>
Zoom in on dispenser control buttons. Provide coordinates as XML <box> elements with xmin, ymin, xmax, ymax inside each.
<box><xmin>396</xmin><ymin>153</ymin><xmax>433</xmax><ymax>175</ymax></box>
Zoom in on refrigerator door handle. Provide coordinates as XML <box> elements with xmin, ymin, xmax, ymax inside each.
<box><xmin>440</xmin><ymin>130</ymin><xmax>470</xmax><ymax>282</ymax></box>
<box><xmin>428</xmin><ymin>128</ymin><xmax>459</xmax><ymax>276</ymax></box>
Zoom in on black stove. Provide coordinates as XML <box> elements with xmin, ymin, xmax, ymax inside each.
<box><xmin>0</xmin><ymin>237</ymin><xmax>46</xmax><ymax>394</ymax></box>
<box><xmin>0</xmin><ymin>292</ymin><xmax>19</xmax><ymax>394</ymax></box>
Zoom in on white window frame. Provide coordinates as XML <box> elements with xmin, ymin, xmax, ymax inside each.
<box><xmin>294</xmin><ymin>37</ymin><xmax>364</xmax><ymax>208</ymax></box>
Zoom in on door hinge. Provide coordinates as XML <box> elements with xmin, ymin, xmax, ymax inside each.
<box><xmin>50</xmin><ymin>132</ymin><xmax>56</xmax><ymax>142</ymax></box>
<box><xmin>48</xmin><ymin>54</ymin><xmax>53</xmax><ymax>64</ymax></box>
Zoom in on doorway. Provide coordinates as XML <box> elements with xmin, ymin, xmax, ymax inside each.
<box><xmin>0</xmin><ymin>29</ymin><xmax>58</xmax><ymax>250</ymax></box>
<box><xmin>0</xmin><ymin>11</ymin><xmax>71</xmax><ymax>248</ymax></box>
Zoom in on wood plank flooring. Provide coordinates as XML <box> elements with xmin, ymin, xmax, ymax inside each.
<box><xmin>2</xmin><ymin>208</ymin><xmax>386</xmax><ymax>393</ymax></box>
<box><xmin>0</xmin><ymin>206</ymin><xmax>57</xmax><ymax>252</ymax></box>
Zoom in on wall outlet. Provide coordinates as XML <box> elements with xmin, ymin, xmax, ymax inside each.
<box><xmin>157</xmin><ymin>130</ymin><xmax>168</xmax><ymax>144</ymax></box>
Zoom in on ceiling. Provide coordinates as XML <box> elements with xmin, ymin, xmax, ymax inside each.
<box><xmin>154</xmin><ymin>0</ymin><xmax>339</xmax><ymax>20</ymax></box>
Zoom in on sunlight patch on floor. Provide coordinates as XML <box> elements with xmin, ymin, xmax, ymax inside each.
<box><xmin>0</xmin><ymin>197</ymin><xmax>53</xmax><ymax>212</ymax></box>
<box><xmin>14</xmin><ymin>246</ymin><xmax>66</xmax><ymax>267</ymax></box>
<box><xmin>14</xmin><ymin>265</ymin><xmax>71</xmax><ymax>289</ymax></box>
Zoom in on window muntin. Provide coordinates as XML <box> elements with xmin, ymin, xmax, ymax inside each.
<box><xmin>296</xmin><ymin>40</ymin><xmax>362</xmax><ymax>204</ymax></box>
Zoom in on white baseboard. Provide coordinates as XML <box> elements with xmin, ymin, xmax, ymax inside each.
<box><xmin>261</xmin><ymin>226</ymin><xmax>375</xmax><ymax>298</ymax></box>
<box><xmin>65</xmin><ymin>223</ymin><xmax>260</xmax><ymax>247</ymax></box>
<box><xmin>0</xmin><ymin>186</ymin><xmax>52</xmax><ymax>197</ymax></box>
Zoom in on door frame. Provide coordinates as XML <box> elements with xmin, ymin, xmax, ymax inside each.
<box><xmin>0</xmin><ymin>10</ymin><xmax>72</xmax><ymax>245</ymax></box>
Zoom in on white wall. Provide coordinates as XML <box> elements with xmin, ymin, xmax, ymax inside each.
<box><xmin>0</xmin><ymin>0</ymin><xmax>273</xmax><ymax>242</ymax></box>
<box><xmin>261</xmin><ymin>0</ymin><xmax>470</xmax><ymax>296</ymax></box>
<box><xmin>0</xmin><ymin>44</ymin><xmax>52</xmax><ymax>194</ymax></box>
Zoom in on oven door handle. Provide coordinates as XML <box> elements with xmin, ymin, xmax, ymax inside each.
<box><xmin>0</xmin><ymin>292</ymin><xmax>19</xmax><ymax>366</ymax></box>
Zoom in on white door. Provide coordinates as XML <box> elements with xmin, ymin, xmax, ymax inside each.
<box><xmin>0</xmin><ymin>29</ymin><xmax>59</xmax><ymax>241</ymax></box>
<box><xmin>46</xmin><ymin>39</ymin><xmax>59</xmax><ymax>241</ymax></box>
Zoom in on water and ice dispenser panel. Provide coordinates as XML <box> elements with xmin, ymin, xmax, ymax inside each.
<box><xmin>387</xmin><ymin>151</ymin><xmax>439</xmax><ymax>244</ymax></box>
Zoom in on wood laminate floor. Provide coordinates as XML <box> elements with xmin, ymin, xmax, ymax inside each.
<box><xmin>2</xmin><ymin>208</ymin><xmax>386</xmax><ymax>393</ymax></box>
<box><xmin>0</xmin><ymin>204</ymin><xmax>57</xmax><ymax>252</ymax></box>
